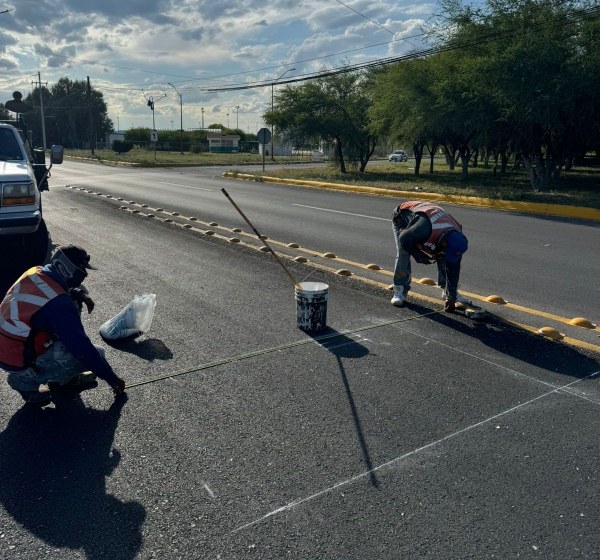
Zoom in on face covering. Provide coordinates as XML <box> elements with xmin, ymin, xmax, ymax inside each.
<box><xmin>51</xmin><ymin>249</ymin><xmax>88</xmax><ymax>288</ymax></box>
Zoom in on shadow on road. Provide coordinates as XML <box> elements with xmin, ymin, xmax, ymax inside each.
<box><xmin>404</xmin><ymin>301</ymin><xmax>600</xmax><ymax>378</ymax></box>
<box><xmin>104</xmin><ymin>336</ymin><xmax>173</xmax><ymax>361</ymax></box>
<box><xmin>311</xmin><ymin>327</ymin><xmax>380</xmax><ymax>488</ymax></box>
<box><xmin>0</xmin><ymin>394</ymin><xmax>145</xmax><ymax>560</ymax></box>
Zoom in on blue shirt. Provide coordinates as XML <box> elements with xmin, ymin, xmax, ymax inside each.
<box><xmin>1</xmin><ymin>265</ymin><xmax>119</xmax><ymax>385</ymax></box>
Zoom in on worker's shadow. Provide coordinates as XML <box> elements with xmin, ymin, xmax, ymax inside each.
<box><xmin>0</xmin><ymin>395</ymin><xmax>145</xmax><ymax>560</ymax></box>
<box><xmin>310</xmin><ymin>328</ymin><xmax>380</xmax><ymax>488</ymax></box>
<box><xmin>103</xmin><ymin>336</ymin><xmax>173</xmax><ymax>361</ymax></box>
<box><xmin>404</xmin><ymin>300</ymin><xmax>600</xmax><ymax>379</ymax></box>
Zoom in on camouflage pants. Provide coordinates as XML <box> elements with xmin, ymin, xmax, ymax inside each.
<box><xmin>5</xmin><ymin>341</ymin><xmax>105</xmax><ymax>392</ymax></box>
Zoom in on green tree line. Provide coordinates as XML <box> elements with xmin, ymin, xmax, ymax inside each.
<box><xmin>266</xmin><ymin>0</ymin><xmax>599</xmax><ymax>191</ymax></box>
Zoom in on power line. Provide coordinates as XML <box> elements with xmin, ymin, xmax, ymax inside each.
<box><xmin>203</xmin><ymin>5</ymin><xmax>600</xmax><ymax>93</ymax></box>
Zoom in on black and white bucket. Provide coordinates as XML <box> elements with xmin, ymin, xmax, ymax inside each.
<box><xmin>295</xmin><ymin>281</ymin><xmax>328</xmax><ymax>332</ymax></box>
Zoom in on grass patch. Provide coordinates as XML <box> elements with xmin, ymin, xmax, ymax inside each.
<box><xmin>253</xmin><ymin>161</ymin><xmax>600</xmax><ymax>208</ymax></box>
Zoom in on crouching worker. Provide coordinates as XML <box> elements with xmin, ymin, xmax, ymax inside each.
<box><xmin>0</xmin><ymin>245</ymin><xmax>126</xmax><ymax>407</ymax></box>
<box><xmin>392</xmin><ymin>201</ymin><xmax>469</xmax><ymax>312</ymax></box>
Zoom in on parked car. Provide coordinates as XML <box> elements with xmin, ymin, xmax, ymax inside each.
<box><xmin>0</xmin><ymin>121</ymin><xmax>63</xmax><ymax>267</ymax></box>
<box><xmin>388</xmin><ymin>149</ymin><xmax>408</xmax><ymax>162</ymax></box>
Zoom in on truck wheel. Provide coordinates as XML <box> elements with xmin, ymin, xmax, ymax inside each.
<box><xmin>24</xmin><ymin>219</ymin><xmax>52</xmax><ymax>265</ymax></box>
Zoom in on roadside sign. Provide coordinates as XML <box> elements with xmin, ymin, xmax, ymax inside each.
<box><xmin>257</xmin><ymin>127</ymin><xmax>271</xmax><ymax>145</ymax></box>
<box><xmin>151</xmin><ymin>129</ymin><xmax>158</xmax><ymax>142</ymax></box>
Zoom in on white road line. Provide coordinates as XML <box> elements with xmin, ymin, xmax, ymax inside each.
<box><xmin>233</xmin><ymin>370</ymin><xmax>599</xmax><ymax>533</ymax></box>
<box><xmin>203</xmin><ymin>482</ymin><xmax>216</xmax><ymax>498</ymax></box>
<box><xmin>292</xmin><ymin>204</ymin><xmax>388</xmax><ymax>221</ymax></box>
<box><xmin>395</xmin><ymin>324</ymin><xmax>600</xmax><ymax>403</ymax></box>
<box><xmin>159</xmin><ymin>182</ymin><xmax>212</xmax><ymax>191</ymax></box>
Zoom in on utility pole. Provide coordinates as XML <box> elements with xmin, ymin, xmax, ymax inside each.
<box><xmin>167</xmin><ymin>82</ymin><xmax>184</xmax><ymax>154</ymax></box>
<box><xmin>236</xmin><ymin>105</ymin><xmax>240</xmax><ymax>130</ymax></box>
<box><xmin>87</xmin><ymin>76</ymin><xmax>94</xmax><ymax>156</ymax></box>
<box><xmin>37</xmin><ymin>72</ymin><xmax>47</xmax><ymax>152</ymax></box>
<box><xmin>201</xmin><ymin>107</ymin><xmax>204</xmax><ymax>129</ymax></box>
<box><xmin>145</xmin><ymin>92</ymin><xmax>166</xmax><ymax>162</ymax></box>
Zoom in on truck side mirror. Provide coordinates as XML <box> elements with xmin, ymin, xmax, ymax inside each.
<box><xmin>50</xmin><ymin>145</ymin><xmax>64</xmax><ymax>164</ymax></box>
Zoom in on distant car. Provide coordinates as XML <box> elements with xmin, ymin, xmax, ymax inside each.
<box><xmin>388</xmin><ymin>149</ymin><xmax>408</xmax><ymax>162</ymax></box>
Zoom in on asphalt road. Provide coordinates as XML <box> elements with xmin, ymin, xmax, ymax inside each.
<box><xmin>0</xmin><ymin>184</ymin><xmax>598</xmax><ymax>559</ymax></box>
<box><xmin>50</xmin><ymin>160</ymin><xmax>600</xmax><ymax>321</ymax></box>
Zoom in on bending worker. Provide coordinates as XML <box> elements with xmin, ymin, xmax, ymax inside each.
<box><xmin>0</xmin><ymin>245</ymin><xmax>126</xmax><ymax>407</ymax></box>
<box><xmin>392</xmin><ymin>201</ymin><xmax>469</xmax><ymax>311</ymax></box>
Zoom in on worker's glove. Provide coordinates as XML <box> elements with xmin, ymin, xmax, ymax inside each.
<box><xmin>70</xmin><ymin>287</ymin><xmax>95</xmax><ymax>314</ymax></box>
<box><xmin>111</xmin><ymin>377</ymin><xmax>126</xmax><ymax>399</ymax></box>
<box><xmin>444</xmin><ymin>300</ymin><xmax>456</xmax><ymax>313</ymax></box>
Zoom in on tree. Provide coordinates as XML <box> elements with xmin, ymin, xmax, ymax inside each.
<box><xmin>265</xmin><ymin>68</ymin><xmax>377</xmax><ymax>172</ymax></box>
<box><xmin>433</xmin><ymin>0</ymin><xmax>600</xmax><ymax>190</ymax></box>
<box><xmin>24</xmin><ymin>77</ymin><xmax>112</xmax><ymax>148</ymax></box>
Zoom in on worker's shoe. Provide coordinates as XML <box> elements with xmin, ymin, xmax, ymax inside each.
<box><xmin>391</xmin><ymin>289</ymin><xmax>406</xmax><ymax>307</ymax></box>
<box><xmin>18</xmin><ymin>388</ymin><xmax>52</xmax><ymax>407</ymax></box>
<box><xmin>48</xmin><ymin>372</ymin><xmax>98</xmax><ymax>392</ymax></box>
<box><xmin>441</xmin><ymin>288</ymin><xmax>471</xmax><ymax>305</ymax></box>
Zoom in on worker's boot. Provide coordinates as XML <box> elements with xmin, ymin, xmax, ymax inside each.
<box><xmin>18</xmin><ymin>386</ymin><xmax>52</xmax><ymax>407</ymax></box>
<box><xmin>441</xmin><ymin>287</ymin><xmax>471</xmax><ymax>305</ymax></box>
<box><xmin>48</xmin><ymin>371</ymin><xmax>98</xmax><ymax>393</ymax></box>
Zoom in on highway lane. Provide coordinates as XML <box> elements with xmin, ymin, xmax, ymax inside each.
<box><xmin>50</xmin><ymin>160</ymin><xmax>600</xmax><ymax>321</ymax></box>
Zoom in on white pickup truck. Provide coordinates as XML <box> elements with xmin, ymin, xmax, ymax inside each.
<box><xmin>0</xmin><ymin>121</ymin><xmax>63</xmax><ymax>295</ymax></box>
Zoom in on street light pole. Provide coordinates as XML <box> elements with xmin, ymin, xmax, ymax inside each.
<box><xmin>236</xmin><ymin>105</ymin><xmax>240</xmax><ymax>130</ymax></box>
<box><xmin>226</xmin><ymin>113</ymin><xmax>229</xmax><ymax>128</ymax></box>
<box><xmin>201</xmin><ymin>107</ymin><xmax>204</xmax><ymax>129</ymax></box>
<box><xmin>271</xmin><ymin>68</ymin><xmax>296</xmax><ymax>161</ymax></box>
<box><xmin>167</xmin><ymin>82</ymin><xmax>184</xmax><ymax>155</ymax></box>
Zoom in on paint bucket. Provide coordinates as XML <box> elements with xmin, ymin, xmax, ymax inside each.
<box><xmin>295</xmin><ymin>281</ymin><xmax>328</xmax><ymax>332</ymax></box>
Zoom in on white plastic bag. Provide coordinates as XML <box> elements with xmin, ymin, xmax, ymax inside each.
<box><xmin>99</xmin><ymin>293</ymin><xmax>157</xmax><ymax>340</ymax></box>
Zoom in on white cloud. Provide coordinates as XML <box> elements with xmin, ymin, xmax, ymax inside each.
<box><xmin>0</xmin><ymin>0</ymin><xmax>437</xmax><ymax>130</ymax></box>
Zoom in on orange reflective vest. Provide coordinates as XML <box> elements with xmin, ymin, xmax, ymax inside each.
<box><xmin>399</xmin><ymin>201</ymin><xmax>463</xmax><ymax>254</ymax></box>
<box><xmin>0</xmin><ymin>266</ymin><xmax>66</xmax><ymax>369</ymax></box>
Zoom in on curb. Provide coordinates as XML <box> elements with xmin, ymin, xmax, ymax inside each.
<box><xmin>223</xmin><ymin>172</ymin><xmax>600</xmax><ymax>222</ymax></box>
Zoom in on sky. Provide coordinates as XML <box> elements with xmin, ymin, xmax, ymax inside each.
<box><xmin>0</xmin><ymin>1</ymin><xmax>462</xmax><ymax>134</ymax></box>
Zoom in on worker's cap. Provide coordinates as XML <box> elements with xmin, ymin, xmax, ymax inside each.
<box><xmin>54</xmin><ymin>245</ymin><xmax>97</xmax><ymax>270</ymax></box>
<box><xmin>445</xmin><ymin>231</ymin><xmax>468</xmax><ymax>264</ymax></box>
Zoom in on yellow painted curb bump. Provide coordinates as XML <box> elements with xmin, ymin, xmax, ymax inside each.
<box><xmin>287</xmin><ymin>243</ymin><xmax>300</xmax><ymax>248</ymax></box>
<box><xmin>141</xmin><ymin>204</ymin><xmax>148</xmax><ymax>208</ymax></box>
<box><xmin>209</xmin><ymin>222</ymin><xmax>218</xmax><ymax>226</ymax></box>
<box><xmin>156</xmin><ymin>208</ymin><xmax>163</xmax><ymax>212</ymax></box>
<box><xmin>388</xmin><ymin>284</ymin><xmax>394</xmax><ymax>291</ymax></box>
<box><xmin>232</xmin><ymin>227</ymin><xmax>242</xmax><ymax>232</ymax></box>
<box><xmin>366</xmin><ymin>264</ymin><xmax>381</xmax><ymax>270</ymax></box>
<box><xmin>336</xmin><ymin>269</ymin><xmax>352</xmax><ymax>276</ymax></box>
<box><xmin>259</xmin><ymin>246</ymin><xmax>269</xmax><ymax>252</ymax></box>
<box><xmin>486</xmin><ymin>295</ymin><xmax>507</xmax><ymax>304</ymax></box>
<box><xmin>184</xmin><ymin>224</ymin><xmax>192</xmax><ymax>229</ymax></box>
<box><xmin>119</xmin><ymin>206</ymin><xmax>127</xmax><ymax>209</ymax></box>
<box><xmin>419</xmin><ymin>278</ymin><xmax>436</xmax><ymax>286</ymax></box>
<box><xmin>259</xmin><ymin>235</ymin><xmax>268</xmax><ymax>240</ymax></box>
<box><xmin>147</xmin><ymin>214</ymin><xmax>156</xmax><ymax>219</ymax></box>
<box><xmin>538</xmin><ymin>327</ymin><xmax>564</xmax><ymax>340</ymax></box>
<box><xmin>228</xmin><ymin>237</ymin><xmax>240</xmax><ymax>243</ymax></box>
<box><xmin>132</xmin><ymin>209</ymin><xmax>140</xmax><ymax>214</ymax></box>
<box><xmin>569</xmin><ymin>317</ymin><xmax>596</xmax><ymax>329</ymax></box>
<box><xmin>323</xmin><ymin>252</ymin><xmax>336</xmax><ymax>258</ymax></box>
<box><xmin>172</xmin><ymin>212</ymin><xmax>180</xmax><ymax>216</ymax></box>
<box><xmin>189</xmin><ymin>217</ymin><xmax>198</xmax><ymax>221</ymax></box>
<box><xmin>204</xmin><ymin>230</ymin><xmax>215</xmax><ymax>236</ymax></box>
<box><xmin>295</xmin><ymin>256</ymin><xmax>308</xmax><ymax>263</ymax></box>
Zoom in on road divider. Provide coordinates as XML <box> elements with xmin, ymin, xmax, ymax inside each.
<box><xmin>64</xmin><ymin>185</ymin><xmax>600</xmax><ymax>353</ymax></box>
